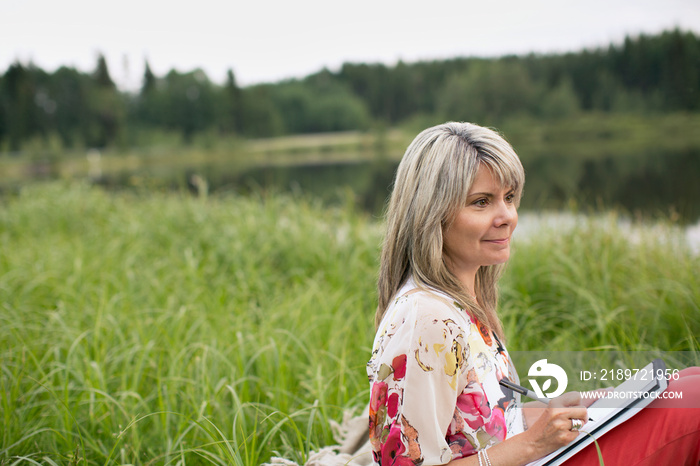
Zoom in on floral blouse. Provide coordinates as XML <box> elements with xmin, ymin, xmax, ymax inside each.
<box><xmin>367</xmin><ymin>278</ymin><xmax>524</xmax><ymax>465</ymax></box>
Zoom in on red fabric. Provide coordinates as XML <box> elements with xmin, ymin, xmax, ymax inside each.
<box><xmin>563</xmin><ymin>367</ymin><xmax>700</xmax><ymax>466</ymax></box>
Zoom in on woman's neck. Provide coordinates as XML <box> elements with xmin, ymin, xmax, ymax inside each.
<box><xmin>454</xmin><ymin>269</ymin><xmax>477</xmax><ymax>299</ymax></box>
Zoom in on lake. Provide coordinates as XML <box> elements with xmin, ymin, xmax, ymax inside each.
<box><xmin>79</xmin><ymin>148</ymin><xmax>700</xmax><ymax>253</ymax></box>
<box><xmin>86</xmin><ymin>147</ymin><xmax>700</xmax><ymax>222</ymax></box>
<box><xmin>3</xmin><ymin>142</ymin><xmax>699</xmax><ymax>231</ymax></box>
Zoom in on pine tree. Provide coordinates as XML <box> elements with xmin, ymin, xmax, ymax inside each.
<box><xmin>93</xmin><ymin>54</ymin><xmax>115</xmax><ymax>88</ymax></box>
<box><xmin>142</xmin><ymin>60</ymin><xmax>156</xmax><ymax>95</ymax></box>
<box><xmin>89</xmin><ymin>53</ymin><xmax>123</xmax><ymax>146</ymax></box>
<box><xmin>225</xmin><ymin>68</ymin><xmax>243</xmax><ymax>133</ymax></box>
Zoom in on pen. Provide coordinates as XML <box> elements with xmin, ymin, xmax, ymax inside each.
<box><xmin>499</xmin><ymin>378</ymin><xmax>550</xmax><ymax>404</ymax></box>
<box><xmin>499</xmin><ymin>379</ymin><xmax>595</xmax><ymax>422</ymax></box>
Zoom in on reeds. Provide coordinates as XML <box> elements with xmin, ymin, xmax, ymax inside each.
<box><xmin>1</xmin><ymin>183</ymin><xmax>697</xmax><ymax>464</ymax></box>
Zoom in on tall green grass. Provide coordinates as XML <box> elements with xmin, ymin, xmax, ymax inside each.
<box><xmin>1</xmin><ymin>184</ymin><xmax>698</xmax><ymax>464</ymax></box>
<box><xmin>501</xmin><ymin>214</ymin><xmax>700</xmax><ymax>352</ymax></box>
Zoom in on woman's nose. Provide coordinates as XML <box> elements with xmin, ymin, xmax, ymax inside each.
<box><xmin>494</xmin><ymin>202</ymin><xmax>517</xmax><ymax>227</ymax></box>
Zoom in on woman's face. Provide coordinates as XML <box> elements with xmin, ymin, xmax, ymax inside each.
<box><xmin>442</xmin><ymin>164</ymin><xmax>518</xmax><ymax>284</ymax></box>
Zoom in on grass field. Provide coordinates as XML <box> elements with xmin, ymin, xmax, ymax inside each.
<box><xmin>1</xmin><ymin>183</ymin><xmax>698</xmax><ymax>465</ymax></box>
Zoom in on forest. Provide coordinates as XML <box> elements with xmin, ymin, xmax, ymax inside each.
<box><xmin>1</xmin><ymin>28</ymin><xmax>699</xmax><ymax>152</ymax></box>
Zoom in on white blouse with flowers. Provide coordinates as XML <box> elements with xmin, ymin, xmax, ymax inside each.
<box><xmin>367</xmin><ymin>278</ymin><xmax>525</xmax><ymax>465</ymax></box>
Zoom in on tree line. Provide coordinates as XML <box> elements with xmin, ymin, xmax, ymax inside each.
<box><xmin>1</xmin><ymin>29</ymin><xmax>698</xmax><ymax>152</ymax></box>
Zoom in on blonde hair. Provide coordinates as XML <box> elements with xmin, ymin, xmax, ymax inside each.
<box><xmin>376</xmin><ymin>122</ymin><xmax>525</xmax><ymax>341</ymax></box>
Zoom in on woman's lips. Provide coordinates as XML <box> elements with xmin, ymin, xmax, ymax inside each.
<box><xmin>484</xmin><ymin>238</ymin><xmax>510</xmax><ymax>244</ymax></box>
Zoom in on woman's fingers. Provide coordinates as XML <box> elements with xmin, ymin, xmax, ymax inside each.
<box><xmin>567</xmin><ymin>406</ymin><xmax>589</xmax><ymax>422</ymax></box>
<box><xmin>550</xmin><ymin>391</ymin><xmax>582</xmax><ymax>407</ymax></box>
<box><xmin>527</xmin><ymin>390</ymin><xmax>594</xmax><ymax>455</ymax></box>
<box><xmin>527</xmin><ymin>402</ymin><xmax>591</xmax><ymax>456</ymax></box>
<box><xmin>555</xmin><ymin>408</ymin><xmax>588</xmax><ymax>431</ymax></box>
<box><xmin>580</xmin><ymin>387</ymin><xmax>614</xmax><ymax>407</ymax></box>
<box><xmin>545</xmin><ymin>400</ymin><xmax>589</xmax><ymax>436</ymax></box>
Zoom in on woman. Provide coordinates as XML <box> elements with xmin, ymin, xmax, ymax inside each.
<box><xmin>367</xmin><ymin>122</ymin><xmax>700</xmax><ymax>466</ymax></box>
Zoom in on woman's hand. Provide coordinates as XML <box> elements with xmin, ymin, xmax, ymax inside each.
<box><xmin>449</xmin><ymin>392</ymin><xmax>590</xmax><ymax>466</ymax></box>
<box><xmin>523</xmin><ymin>391</ymin><xmax>588</xmax><ymax>457</ymax></box>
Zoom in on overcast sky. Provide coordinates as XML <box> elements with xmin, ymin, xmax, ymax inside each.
<box><xmin>3</xmin><ymin>0</ymin><xmax>700</xmax><ymax>90</ymax></box>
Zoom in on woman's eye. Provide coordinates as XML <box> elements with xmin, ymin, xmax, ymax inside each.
<box><xmin>474</xmin><ymin>199</ymin><xmax>488</xmax><ymax>207</ymax></box>
<box><xmin>505</xmin><ymin>193</ymin><xmax>515</xmax><ymax>203</ymax></box>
